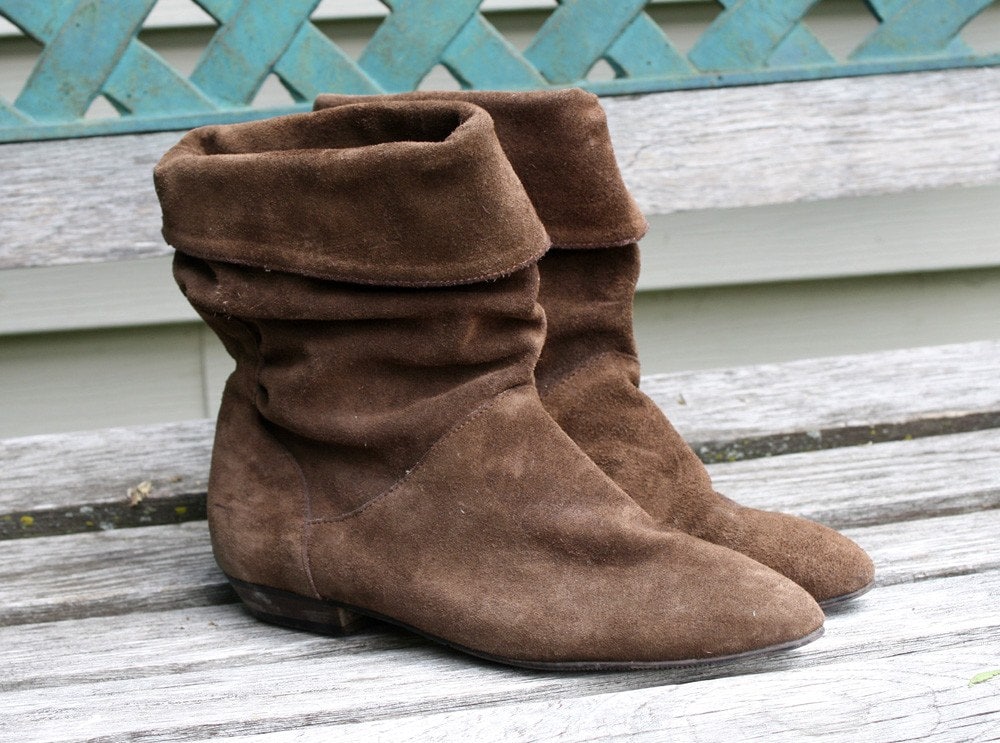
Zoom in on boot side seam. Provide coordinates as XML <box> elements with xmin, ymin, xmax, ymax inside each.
<box><xmin>538</xmin><ymin>349</ymin><xmax>639</xmax><ymax>401</ymax></box>
<box><xmin>277</xmin><ymin>437</ymin><xmax>322</xmax><ymax>600</ymax></box>
<box><xmin>244</xmin><ymin>317</ymin><xmax>322</xmax><ymax>601</ymax></box>
<box><xmin>308</xmin><ymin>385</ymin><xmax>527</xmax><ymax>525</ymax></box>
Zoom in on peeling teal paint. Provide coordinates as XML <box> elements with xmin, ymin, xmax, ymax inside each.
<box><xmin>0</xmin><ymin>0</ymin><xmax>997</xmax><ymax>143</ymax></box>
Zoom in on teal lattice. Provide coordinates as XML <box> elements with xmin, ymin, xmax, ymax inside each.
<box><xmin>1</xmin><ymin>0</ymin><xmax>998</xmax><ymax>142</ymax></box>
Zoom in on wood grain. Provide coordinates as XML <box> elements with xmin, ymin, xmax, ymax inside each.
<box><xmin>605</xmin><ymin>66</ymin><xmax>1000</xmax><ymax>215</ymax></box>
<box><xmin>0</xmin><ymin>419</ymin><xmax>211</xmax><ymax>518</ymax></box>
<box><xmin>0</xmin><ymin>521</ymin><xmax>228</xmax><ymax>627</ymax></box>
<box><xmin>0</xmin><ymin>570</ymin><xmax>996</xmax><ymax>742</ymax></box>
<box><xmin>220</xmin><ymin>649</ymin><xmax>1000</xmax><ymax>743</ymax></box>
<box><xmin>643</xmin><ymin>340</ymin><xmax>1000</xmax><ymax>445</ymax></box>
<box><xmin>709</xmin><ymin>428</ymin><xmax>1000</xmax><ymax>529</ymax></box>
<box><xmin>3</xmin><ymin>68</ymin><xmax>999</xmax><ymax>270</ymax></box>
<box><xmin>846</xmin><ymin>509</ymin><xmax>1000</xmax><ymax>587</ymax></box>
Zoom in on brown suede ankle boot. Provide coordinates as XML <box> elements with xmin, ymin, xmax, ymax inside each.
<box><xmin>314</xmin><ymin>90</ymin><xmax>875</xmax><ymax>608</ymax></box>
<box><xmin>154</xmin><ymin>101</ymin><xmax>825</xmax><ymax>669</ymax></box>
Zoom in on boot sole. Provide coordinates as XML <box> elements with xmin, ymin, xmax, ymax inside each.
<box><xmin>818</xmin><ymin>580</ymin><xmax>875</xmax><ymax>610</ymax></box>
<box><xmin>227</xmin><ymin>574</ymin><xmax>824</xmax><ymax>671</ymax></box>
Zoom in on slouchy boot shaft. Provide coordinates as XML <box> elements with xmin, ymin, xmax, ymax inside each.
<box><xmin>175</xmin><ymin>257</ymin><xmax>545</xmax><ymax>520</ymax></box>
<box><xmin>158</xmin><ymin>101</ymin><xmax>550</xmax><ymax>585</ymax></box>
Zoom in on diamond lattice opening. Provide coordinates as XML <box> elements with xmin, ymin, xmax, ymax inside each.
<box><xmin>84</xmin><ymin>95</ymin><xmax>121</xmax><ymax>121</ymax></box>
<box><xmin>801</xmin><ymin>0</ymin><xmax>882</xmax><ymax>61</ymax></box>
<box><xmin>647</xmin><ymin>0</ymin><xmax>725</xmax><ymax>56</ymax></box>
<box><xmin>488</xmin><ymin>2</ymin><xmax>558</xmax><ymax>53</ymax></box>
<box><xmin>417</xmin><ymin>64</ymin><xmax>465</xmax><ymax>92</ymax></box>
<box><xmin>138</xmin><ymin>0</ymin><xmax>219</xmax><ymax>77</ymax></box>
<box><xmin>0</xmin><ymin>25</ymin><xmax>44</xmax><ymax>105</ymax></box>
<box><xmin>313</xmin><ymin>11</ymin><xmax>382</xmax><ymax>63</ymax></box>
<box><xmin>251</xmin><ymin>74</ymin><xmax>300</xmax><ymax>108</ymax></box>
<box><xmin>144</xmin><ymin>0</ymin><xmax>219</xmax><ymax>29</ymax></box>
<box><xmin>958</xmin><ymin>3</ymin><xmax>1000</xmax><ymax>55</ymax></box>
<box><xmin>585</xmin><ymin>57</ymin><xmax>617</xmax><ymax>82</ymax></box>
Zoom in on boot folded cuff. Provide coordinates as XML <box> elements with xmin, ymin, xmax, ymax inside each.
<box><xmin>315</xmin><ymin>89</ymin><xmax>648</xmax><ymax>249</ymax></box>
<box><xmin>154</xmin><ymin>102</ymin><xmax>549</xmax><ymax>286</ymax></box>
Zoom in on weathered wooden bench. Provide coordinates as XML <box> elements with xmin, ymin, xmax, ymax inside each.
<box><xmin>3</xmin><ymin>2</ymin><xmax>1000</xmax><ymax>739</ymax></box>
<box><xmin>2</xmin><ymin>341</ymin><xmax>1000</xmax><ymax>739</ymax></box>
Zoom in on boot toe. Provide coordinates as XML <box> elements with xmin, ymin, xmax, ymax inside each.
<box><xmin>657</xmin><ymin>542</ymin><xmax>826</xmax><ymax>663</ymax></box>
<box><xmin>715</xmin><ymin>507</ymin><xmax>875</xmax><ymax>607</ymax></box>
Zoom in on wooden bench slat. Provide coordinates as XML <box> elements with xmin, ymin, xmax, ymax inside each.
<box><xmin>710</xmin><ymin>428</ymin><xmax>1000</xmax><ymax>529</ymax></box>
<box><xmin>0</xmin><ymin>419</ymin><xmax>211</xmax><ymax>535</ymax></box>
<box><xmin>0</xmin><ymin>521</ymin><xmax>227</xmax><ymax>627</ymax></box>
<box><xmin>846</xmin><ymin>509</ymin><xmax>1000</xmax><ymax>587</ymax></box>
<box><xmin>217</xmin><ymin>648</ymin><xmax>1000</xmax><ymax>743</ymax></box>
<box><xmin>0</xmin><ymin>570</ymin><xmax>996</xmax><ymax>742</ymax></box>
<box><xmin>3</xmin><ymin>439</ymin><xmax>998</xmax><ymax>628</ymax></box>
<box><xmin>3</xmin><ymin>341</ymin><xmax>997</xmax><ymax>535</ymax></box>
<box><xmin>606</xmin><ymin>66</ymin><xmax>1000</xmax><ymax>216</ymax></box>
<box><xmin>644</xmin><ymin>340</ymin><xmax>1000</xmax><ymax>447</ymax></box>
<box><xmin>3</xmin><ymin>68</ymin><xmax>999</xmax><ymax>272</ymax></box>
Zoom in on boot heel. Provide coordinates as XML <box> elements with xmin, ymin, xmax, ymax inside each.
<box><xmin>227</xmin><ymin>576</ymin><xmax>370</xmax><ymax>635</ymax></box>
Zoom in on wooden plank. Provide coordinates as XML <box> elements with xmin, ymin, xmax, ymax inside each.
<box><xmin>605</xmin><ymin>66</ymin><xmax>1000</xmax><ymax>215</ymax></box>
<box><xmin>3</xmin><ymin>446</ymin><xmax>998</xmax><ymax>625</ymax></box>
<box><xmin>643</xmin><ymin>340</ymin><xmax>1000</xmax><ymax>446</ymax></box>
<box><xmin>221</xmin><ymin>650</ymin><xmax>1000</xmax><ymax>742</ymax></box>
<box><xmin>0</xmin><ymin>570</ymin><xmax>996</xmax><ymax>742</ymax></box>
<box><xmin>0</xmin><ymin>521</ymin><xmax>228</xmax><ymax>627</ymax></box>
<box><xmin>0</xmin><ymin>131</ymin><xmax>170</xmax><ymax>269</ymax></box>
<box><xmin>3</xmin><ymin>68</ymin><xmax>999</xmax><ymax>270</ymax></box>
<box><xmin>710</xmin><ymin>429</ymin><xmax>1000</xmax><ymax>529</ymax></box>
<box><xmin>846</xmin><ymin>509</ymin><xmax>1000</xmax><ymax>587</ymax></box>
<box><xmin>3</xmin><ymin>341</ymin><xmax>998</xmax><ymax>531</ymax></box>
<box><xmin>0</xmin><ymin>420</ymin><xmax>212</xmax><ymax>532</ymax></box>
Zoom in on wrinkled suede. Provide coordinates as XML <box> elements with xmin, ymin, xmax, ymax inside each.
<box><xmin>176</xmin><ymin>253</ymin><xmax>545</xmax><ymax>519</ymax></box>
<box><xmin>156</xmin><ymin>101</ymin><xmax>824</xmax><ymax>667</ymax></box>
<box><xmin>315</xmin><ymin>91</ymin><xmax>874</xmax><ymax>605</ymax></box>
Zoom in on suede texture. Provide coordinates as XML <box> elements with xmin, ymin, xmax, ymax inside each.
<box><xmin>314</xmin><ymin>89</ymin><xmax>648</xmax><ymax>248</ymax></box>
<box><xmin>155</xmin><ymin>102</ymin><xmax>547</xmax><ymax>286</ymax></box>
<box><xmin>315</xmin><ymin>90</ymin><xmax>874</xmax><ymax>604</ymax></box>
<box><xmin>157</xmin><ymin>101</ymin><xmax>824</xmax><ymax>666</ymax></box>
<box><xmin>176</xmin><ymin>252</ymin><xmax>545</xmax><ymax>518</ymax></box>
<box><xmin>309</xmin><ymin>384</ymin><xmax>822</xmax><ymax>664</ymax></box>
